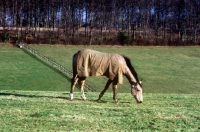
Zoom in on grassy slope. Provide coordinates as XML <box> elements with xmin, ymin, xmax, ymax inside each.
<box><xmin>0</xmin><ymin>44</ymin><xmax>71</xmax><ymax>91</ymax></box>
<box><xmin>0</xmin><ymin>90</ymin><xmax>199</xmax><ymax>131</ymax></box>
<box><xmin>0</xmin><ymin>44</ymin><xmax>200</xmax><ymax>93</ymax></box>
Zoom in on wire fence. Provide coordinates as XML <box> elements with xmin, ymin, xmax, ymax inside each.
<box><xmin>18</xmin><ymin>43</ymin><xmax>96</xmax><ymax>92</ymax></box>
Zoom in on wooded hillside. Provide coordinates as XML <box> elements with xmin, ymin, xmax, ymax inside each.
<box><xmin>0</xmin><ymin>0</ymin><xmax>200</xmax><ymax>45</ymax></box>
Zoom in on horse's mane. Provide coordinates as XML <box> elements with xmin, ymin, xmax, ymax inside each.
<box><xmin>122</xmin><ymin>55</ymin><xmax>139</xmax><ymax>83</ymax></box>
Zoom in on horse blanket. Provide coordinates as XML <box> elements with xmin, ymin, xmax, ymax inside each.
<box><xmin>76</xmin><ymin>49</ymin><xmax>125</xmax><ymax>84</ymax></box>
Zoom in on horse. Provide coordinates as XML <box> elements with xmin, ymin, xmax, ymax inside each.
<box><xmin>70</xmin><ymin>49</ymin><xmax>143</xmax><ymax>103</ymax></box>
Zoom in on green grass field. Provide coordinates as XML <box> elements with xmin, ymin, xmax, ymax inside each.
<box><xmin>0</xmin><ymin>44</ymin><xmax>71</xmax><ymax>92</ymax></box>
<box><xmin>0</xmin><ymin>43</ymin><xmax>200</xmax><ymax>131</ymax></box>
<box><xmin>1</xmin><ymin>43</ymin><xmax>200</xmax><ymax>93</ymax></box>
<box><xmin>0</xmin><ymin>90</ymin><xmax>199</xmax><ymax>131</ymax></box>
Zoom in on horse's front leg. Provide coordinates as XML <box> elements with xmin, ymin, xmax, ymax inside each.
<box><xmin>97</xmin><ymin>79</ymin><xmax>112</xmax><ymax>102</ymax></box>
<box><xmin>112</xmin><ymin>83</ymin><xmax>118</xmax><ymax>103</ymax></box>
<box><xmin>78</xmin><ymin>77</ymin><xmax>87</xmax><ymax>101</ymax></box>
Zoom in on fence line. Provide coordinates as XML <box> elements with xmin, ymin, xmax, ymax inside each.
<box><xmin>18</xmin><ymin>43</ymin><xmax>96</xmax><ymax>92</ymax></box>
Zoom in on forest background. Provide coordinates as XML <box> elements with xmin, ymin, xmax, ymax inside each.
<box><xmin>0</xmin><ymin>0</ymin><xmax>200</xmax><ymax>45</ymax></box>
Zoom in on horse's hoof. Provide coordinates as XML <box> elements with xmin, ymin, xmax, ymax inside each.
<box><xmin>97</xmin><ymin>99</ymin><xmax>101</xmax><ymax>102</ymax></box>
<box><xmin>69</xmin><ymin>93</ymin><xmax>74</xmax><ymax>101</ymax></box>
<box><xmin>81</xmin><ymin>96</ymin><xmax>87</xmax><ymax>101</ymax></box>
<box><xmin>114</xmin><ymin>99</ymin><xmax>118</xmax><ymax>103</ymax></box>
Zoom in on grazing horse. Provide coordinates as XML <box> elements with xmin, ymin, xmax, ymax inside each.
<box><xmin>70</xmin><ymin>49</ymin><xmax>143</xmax><ymax>103</ymax></box>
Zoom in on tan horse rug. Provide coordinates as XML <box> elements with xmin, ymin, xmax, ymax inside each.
<box><xmin>76</xmin><ymin>49</ymin><xmax>124</xmax><ymax>84</ymax></box>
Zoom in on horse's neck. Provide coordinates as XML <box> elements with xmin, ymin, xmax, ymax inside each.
<box><xmin>124</xmin><ymin>66</ymin><xmax>137</xmax><ymax>83</ymax></box>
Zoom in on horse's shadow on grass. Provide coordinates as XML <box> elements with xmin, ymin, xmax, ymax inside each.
<box><xmin>0</xmin><ymin>91</ymin><xmax>131</xmax><ymax>104</ymax></box>
<box><xmin>0</xmin><ymin>92</ymin><xmax>98</xmax><ymax>102</ymax></box>
<box><xmin>0</xmin><ymin>91</ymin><xmax>70</xmax><ymax>100</ymax></box>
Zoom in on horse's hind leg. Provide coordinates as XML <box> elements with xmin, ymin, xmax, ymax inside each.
<box><xmin>112</xmin><ymin>84</ymin><xmax>118</xmax><ymax>103</ymax></box>
<box><xmin>97</xmin><ymin>79</ymin><xmax>112</xmax><ymax>102</ymax></box>
<box><xmin>70</xmin><ymin>52</ymin><xmax>78</xmax><ymax>101</ymax></box>
<box><xmin>70</xmin><ymin>76</ymin><xmax>78</xmax><ymax>101</ymax></box>
<box><xmin>78</xmin><ymin>77</ymin><xmax>87</xmax><ymax>101</ymax></box>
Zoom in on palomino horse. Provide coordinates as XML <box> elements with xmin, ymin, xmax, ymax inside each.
<box><xmin>70</xmin><ymin>49</ymin><xmax>143</xmax><ymax>103</ymax></box>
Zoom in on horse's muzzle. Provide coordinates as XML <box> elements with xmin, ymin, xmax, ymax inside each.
<box><xmin>133</xmin><ymin>95</ymin><xmax>143</xmax><ymax>103</ymax></box>
<box><xmin>137</xmin><ymin>100</ymin><xmax>143</xmax><ymax>103</ymax></box>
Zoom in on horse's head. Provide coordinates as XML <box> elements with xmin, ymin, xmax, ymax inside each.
<box><xmin>131</xmin><ymin>81</ymin><xmax>143</xmax><ymax>103</ymax></box>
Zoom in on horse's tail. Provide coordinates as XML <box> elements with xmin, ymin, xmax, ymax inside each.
<box><xmin>123</xmin><ymin>55</ymin><xmax>139</xmax><ymax>83</ymax></box>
